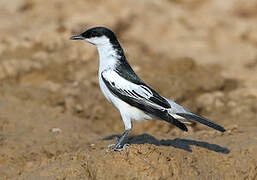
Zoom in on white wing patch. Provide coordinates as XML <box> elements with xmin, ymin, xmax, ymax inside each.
<box><xmin>102</xmin><ymin>70</ymin><xmax>153</xmax><ymax>100</ymax></box>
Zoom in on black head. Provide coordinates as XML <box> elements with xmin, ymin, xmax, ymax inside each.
<box><xmin>70</xmin><ymin>26</ymin><xmax>119</xmax><ymax>46</ymax></box>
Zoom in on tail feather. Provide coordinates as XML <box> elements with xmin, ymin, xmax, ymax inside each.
<box><xmin>168</xmin><ymin>116</ymin><xmax>188</xmax><ymax>132</ymax></box>
<box><xmin>160</xmin><ymin>114</ymin><xmax>188</xmax><ymax>132</ymax></box>
<box><xmin>176</xmin><ymin>113</ymin><xmax>225</xmax><ymax>132</ymax></box>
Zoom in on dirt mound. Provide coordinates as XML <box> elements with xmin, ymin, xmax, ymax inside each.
<box><xmin>0</xmin><ymin>0</ymin><xmax>257</xmax><ymax>179</ymax></box>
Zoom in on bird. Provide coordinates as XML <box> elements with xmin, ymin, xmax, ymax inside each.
<box><xmin>70</xmin><ymin>26</ymin><xmax>225</xmax><ymax>151</ymax></box>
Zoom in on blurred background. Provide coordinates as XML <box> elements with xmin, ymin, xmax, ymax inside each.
<box><xmin>0</xmin><ymin>0</ymin><xmax>257</xmax><ymax>179</ymax></box>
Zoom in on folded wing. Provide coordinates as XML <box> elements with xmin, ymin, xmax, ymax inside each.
<box><xmin>101</xmin><ymin>70</ymin><xmax>188</xmax><ymax>131</ymax></box>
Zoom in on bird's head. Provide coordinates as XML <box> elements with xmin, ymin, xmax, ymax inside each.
<box><xmin>70</xmin><ymin>26</ymin><xmax>118</xmax><ymax>46</ymax></box>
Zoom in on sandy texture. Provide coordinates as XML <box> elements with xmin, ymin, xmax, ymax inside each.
<box><xmin>0</xmin><ymin>0</ymin><xmax>257</xmax><ymax>179</ymax></box>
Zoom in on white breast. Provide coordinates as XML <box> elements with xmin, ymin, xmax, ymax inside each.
<box><xmin>96</xmin><ymin>39</ymin><xmax>152</xmax><ymax>121</ymax></box>
<box><xmin>98</xmin><ymin>75</ymin><xmax>152</xmax><ymax>121</ymax></box>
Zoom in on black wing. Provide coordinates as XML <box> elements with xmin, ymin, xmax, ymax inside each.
<box><xmin>101</xmin><ymin>70</ymin><xmax>188</xmax><ymax>131</ymax></box>
<box><xmin>114</xmin><ymin>61</ymin><xmax>171</xmax><ymax>109</ymax></box>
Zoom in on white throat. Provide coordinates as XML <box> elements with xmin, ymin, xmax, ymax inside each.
<box><xmin>97</xmin><ymin>43</ymin><xmax>120</xmax><ymax>72</ymax></box>
<box><xmin>85</xmin><ymin>36</ymin><xmax>121</xmax><ymax>72</ymax></box>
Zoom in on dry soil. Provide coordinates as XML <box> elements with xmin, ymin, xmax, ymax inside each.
<box><xmin>0</xmin><ymin>0</ymin><xmax>257</xmax><ymax>179</ymax></box>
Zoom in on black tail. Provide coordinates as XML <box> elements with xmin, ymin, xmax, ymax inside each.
<box><xmin>160</xmin><ymin>114</ymin><xmax>188</xmax><ymax>132</ymax></box>
<box><xmin>176</xmin><ymin>113</ymin><xmax>225</xmax><ymax>132</ymax></box>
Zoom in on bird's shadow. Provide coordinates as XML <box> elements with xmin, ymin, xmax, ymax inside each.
<box><xmin>103</xmin><ymin>133</ymin><xmax>230</xmax><ymax>154</ymax></box>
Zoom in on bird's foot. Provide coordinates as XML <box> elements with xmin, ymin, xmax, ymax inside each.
<box><xmin>108</xmin><ymin>143</ymin><xmax>130</xmax><ymax>151</ymax></box>
<box><xmin>107</xmin><ymin>129</ymin><xmax>131</xmax><ymax>151</ymax></box>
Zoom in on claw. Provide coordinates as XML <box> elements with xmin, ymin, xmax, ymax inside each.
<box><xmin>122</xmin><ymin>143</ymin><xmax>130</xmax><ymax>149</ymax></box>
<box><xmin>107</xmin><ymin>129</ymin><xmax>131</xmax><ymax>151</ymax></box>
<box><xmin>107</xmin><ymin>143</ymin><xmax>130</xmax><ymax>151</ymax></box>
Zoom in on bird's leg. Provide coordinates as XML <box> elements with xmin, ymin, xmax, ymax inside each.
<box><xmin>110</xmin><ymin>129</ymin><xmax>131</xmax><ymax>151</ymax></box>
<box><xmin>108</xmin><ymin>113</ymin><xmax>132</xmax><ymax>151</ymax></box>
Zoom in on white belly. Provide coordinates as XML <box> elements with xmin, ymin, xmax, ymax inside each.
<box><xmin>99</xmin><ymin>75</ymin><xmax>152</xmax><ymax>121</ymax></box>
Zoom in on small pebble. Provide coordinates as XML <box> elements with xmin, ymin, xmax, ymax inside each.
<box><xmin>51</xmin><ymin>128</ymin><xmax>62</xmax><ymax>133</ymax></box>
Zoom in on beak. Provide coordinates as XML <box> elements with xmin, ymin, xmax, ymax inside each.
<box><xmin>70</xmin><ymin>35</ymin><xmax>84</xmax><ymax>40</ymax></box>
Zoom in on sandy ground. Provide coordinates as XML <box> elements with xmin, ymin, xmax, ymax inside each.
<box><xmin>0</xmin><ymin>0</ymin><xmax>257</xmax><ymax>179</ymax></box>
